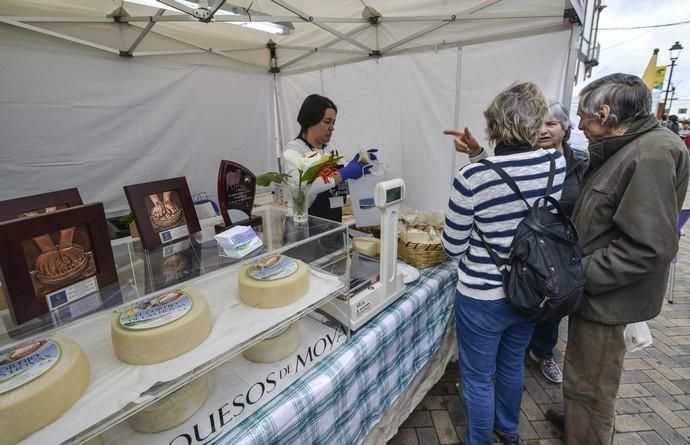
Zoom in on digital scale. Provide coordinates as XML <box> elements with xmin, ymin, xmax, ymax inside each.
<box><xmin>321</xmin><ymin>178</ymin><xmax>407</xmax><ymax>330</ymax></box>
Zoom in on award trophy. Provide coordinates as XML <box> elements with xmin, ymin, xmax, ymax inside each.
<box><xmin>216</xmin><ymin>160</ymin><xmax>263</xmax><ymax>234</ymax></box>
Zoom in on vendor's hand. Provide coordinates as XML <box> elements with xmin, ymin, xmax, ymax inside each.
<box><xmin>443</xmin><ymin>128</ymin><xmax>482</xmax><ymax>157</ymax></box>
<box><xmin>339</xmin><ymin>154</ymin><xmax>366</xmax><ymax>181</ymax></box>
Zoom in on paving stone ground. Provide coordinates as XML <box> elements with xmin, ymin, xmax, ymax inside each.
<box><xmin>389</xmin><ymin>199</ymin><xmax>690</xmax><ymax>445</ymax></box>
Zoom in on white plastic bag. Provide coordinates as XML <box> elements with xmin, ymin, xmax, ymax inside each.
<box><xmin>624</xmin><ymin>321</ymin><xmax>653</xmax><ymax>352</ymax></box>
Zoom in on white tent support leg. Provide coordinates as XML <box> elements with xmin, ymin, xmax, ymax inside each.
<box><xmin>561</xmin><ymin>22</ymin><xmax>581</xmax><ymax>108</ymax></box>
<box><xmin>273</xmin><ymin>72</ymin><xmax>286</xmax><ymax>173</ymax></box>
<box><xmin>451</xmin><ymin>46</ymin><xmax>463</xmax><ymax>190</ymax></box>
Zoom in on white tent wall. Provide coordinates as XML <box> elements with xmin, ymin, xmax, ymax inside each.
<box><xmin>0</xmin><ymin>25</ymin><xmax>275</xmax><ymax>216</ymax></box>
<box><xmin>278</xmin><ymin>27</ymin><xmax>573</xmax><ymax>213</ymax></box>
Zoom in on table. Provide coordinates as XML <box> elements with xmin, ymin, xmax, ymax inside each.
<box><xmin>217</xmin><ymin>260</ymin><xmax>457</xmax><ymax>445</ymax></box>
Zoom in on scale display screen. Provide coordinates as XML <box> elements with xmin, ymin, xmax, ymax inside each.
<box><xmin>386</xmin><ymin>186</ymin><xmax>402</xmax><ymax>204</ymax></box>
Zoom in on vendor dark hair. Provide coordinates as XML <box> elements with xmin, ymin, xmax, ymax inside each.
<box><xmin>297</xmin><ymin>94</ymin><xmax>337</xmax><ymax>137</ymax></box>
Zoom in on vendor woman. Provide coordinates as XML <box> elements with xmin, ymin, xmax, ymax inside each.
<box><xmin>283</xmin><ymin>94</ymin><xmax>376</xmax><ymax>222</ymax></box>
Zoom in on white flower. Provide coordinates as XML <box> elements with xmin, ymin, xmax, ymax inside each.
<box><xmin>283</xmin><ymin>149</ymin><xmax>324</xmax><ymax>172</ymax></box>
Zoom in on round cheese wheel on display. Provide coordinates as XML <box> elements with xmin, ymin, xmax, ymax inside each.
<box><xmin>238</xmin><ymin>255</ymin><xmax>309</xmax><ymax>308</ymax></box>
<box><xmin>242</xmin><ymin>322</ymin><xmax>300</xmax><ymax>363</ymax></box>
<box><xmin>112</xmin><ymin>288</ymin><xmax>212</xmax><ymax>365</ymax></box>
<box><xmin>0</xmin><ymin>334</ymin><xmax>90</xmax><ymax>445</ymax></box>
<box><xmin>127</xmin><ymin>375</ymin><xmax>209</xmax><ymax>433</ymax></box>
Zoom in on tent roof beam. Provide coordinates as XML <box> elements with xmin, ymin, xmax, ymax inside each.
<box><xmin>1</xmin><ymin>12</ymin><xmax>563</xmax><ymax>25</ymax></box>
<box><xmin>123</xmin><ymin>8</ymin><xmax>165</xmax><ymax>56</ymax></box>
<box><xmin>278</xmin><ymin>22</ymin><xmax>370</xmax><ymax>70</ymax></box>
<box><xmin>270</xmin><ymin>0</ymin><xmax>373</xmax><ymax>53</ymax></box>
<box><xmin>0</xmin><ymin>17</ymin><xmax>119</xmax><ymax>55</ymax></box>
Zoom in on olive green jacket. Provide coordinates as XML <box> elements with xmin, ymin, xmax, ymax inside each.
<box><xmin>572</xmin><ymin>115</ymin><xmax>690</xmax><ymax>324</ymax></box>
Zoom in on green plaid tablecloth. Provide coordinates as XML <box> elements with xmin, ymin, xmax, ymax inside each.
<box><xmin>217</xmin><ymin>260</ymin><xmax>457</xmax><ymax>445</ymax></box>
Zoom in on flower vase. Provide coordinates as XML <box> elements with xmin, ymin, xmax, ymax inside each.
<box><xmin>288</xmin><ymin>184</ymin><xmax>310</xmax><ymax>224</ymax></box>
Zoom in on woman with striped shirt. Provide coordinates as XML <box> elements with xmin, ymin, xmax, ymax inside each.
<box><xmin>442</xmin><ymin>82</ymin><xmax>565</xmax><ymax>445</ymax></box>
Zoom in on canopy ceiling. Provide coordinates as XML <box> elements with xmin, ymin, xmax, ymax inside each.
<box><xmin>0</xmin><ymin>0</ymin><xmax>581</xmax><ymax>73</ymax></box>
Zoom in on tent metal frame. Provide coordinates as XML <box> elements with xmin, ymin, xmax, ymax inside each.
<box><xmin>0</xmin><ymin>0</ymin><xmax>571</xmax><ymax>73</ymax></box>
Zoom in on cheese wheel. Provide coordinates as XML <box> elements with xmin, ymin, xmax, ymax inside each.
<box><xmin>0</xmin><ymin>334</ymin><xmax>90</xmax><ymax>445</ymax></box>
<box><xmin>111</xmin><ymin>289</ymin><xmax>212</xmax><ymax>365</ymax></box>
<box><xmin>127</xmin><ymin>375</ymin><xmax>209</xmax><ymax>433</ymax></box>
<box><xmin>242</xmin><ymin>322</ymin><xmax>300</xmax><ymax>363</ymax></box>
<box><xmin>238</xmin><ymin>256</ymin><xmax>309</xmax><ymax>308</ymax></box>
<box><xmin>352</xmin><ymin>237</ymin><xmax>380</xmax><ymax>256</ymax></box>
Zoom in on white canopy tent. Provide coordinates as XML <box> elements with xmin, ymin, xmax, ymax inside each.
<box><xmin>0</xmin><ymin>0</ymin><xmax>590</xmax><ymax>215</ymax></box>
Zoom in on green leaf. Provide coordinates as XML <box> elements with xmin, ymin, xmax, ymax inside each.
<box><xmin>256</xmin><ymin>172</ymin><xmax>289</xmax><ymax>187</ymax></box>
<box><xmin>300</xmin><ymin>154</ymin><xmax>343</xmax><ymax>184</ymax></box>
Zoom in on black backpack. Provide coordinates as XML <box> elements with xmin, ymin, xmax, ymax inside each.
<box><xmin>475</xmin><ymin>156</ymin><xmax>585</xmax><ymax>323</ymax></box>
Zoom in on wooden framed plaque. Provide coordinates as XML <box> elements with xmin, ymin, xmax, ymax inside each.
<box><xmin>124</xmin><ymin>177</ymin><xmax>201</xmax><ymax>250</ymax></box>
<box><xmin>0</xmin><ymin>203</ymin><xmax>118</xmax><ymax>324</ymax></box>
<box><xmin>216</xmin><ymin>160</ymin><xmax>262</xmax><ymax>233</ymax></box>
<box><xmin>0</xmin><ymin>188</ymin><xmax>83</xmax><ymax>222</ymax></box>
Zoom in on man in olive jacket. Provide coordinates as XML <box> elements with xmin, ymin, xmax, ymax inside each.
<box><xmin>563</xmin><ymin>73</ymin><xmax>689</xmax><ymax>444</ymax></box>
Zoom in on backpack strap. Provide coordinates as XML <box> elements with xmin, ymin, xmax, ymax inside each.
<box><xmin>474</xmin><ymin>226</ymin><xmax>509</xmax><ymax>276</ymax></box>
<box><xmin>544</xmin><ymin>154</ymin><xmax>556</xmax><ymax>197</ymax></box>
<box><xmin>479</xmin><ymin>159</ymin><xmax>530</xmax><ymax>208</ymax></box>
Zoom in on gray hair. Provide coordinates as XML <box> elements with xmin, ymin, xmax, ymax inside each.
<box><xmin>549</xmin><ymin>100</ymin><xmax>572</xmax><ymax>142</ymax></box>
<box><xmin>578</xmin><ymin>73</ymin><xmax>651</xmax><ymax>127</ymax></box>
<box><xmin>484</xmin><ymin>81</ymin><xmax>549</xmax><ymax>146</ymax></box>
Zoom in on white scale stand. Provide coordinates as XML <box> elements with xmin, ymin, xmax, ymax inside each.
<box><xmin>323</xmin><ymin>178</ymin><xmax>407</xmax><ymax>330</ymax></box>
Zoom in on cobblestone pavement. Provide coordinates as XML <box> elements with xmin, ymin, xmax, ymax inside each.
<box><xmin>389</xmin><ymin>218</ymin><xmax>690</xmax><ymax>445</ymax></box>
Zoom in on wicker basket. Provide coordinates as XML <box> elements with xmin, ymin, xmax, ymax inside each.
<box><xmin>397</xmin><ymin>224</ymin><xmax>447</xmax><ymax>269</ymax></box>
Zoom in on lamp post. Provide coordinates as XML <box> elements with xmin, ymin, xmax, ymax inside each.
<box><xmin>663</xmin><ymin>41</ymin><xmax>683</xmax><ymax>114</ymax></box>
<box><xmin>669</xmin><ymin>85</ymin><xmax>677</xmax><ymax>115</ymax></box>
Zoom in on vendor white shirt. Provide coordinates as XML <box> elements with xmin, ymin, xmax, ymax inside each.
<box><xmin>283</xmin><ymin>139</ymin><xmax>338</xmax><ymax>206</ymax></box>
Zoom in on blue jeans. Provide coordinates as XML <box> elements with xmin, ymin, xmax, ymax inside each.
<box><xmin>528</xmin><ymin>319</ymin><xmax>560</xmax><ymax>360</ymax></box>
<box><xmin>455</xmin><ymin>291</ymin><xmax>534</xmax><ymax>445</ymax></box>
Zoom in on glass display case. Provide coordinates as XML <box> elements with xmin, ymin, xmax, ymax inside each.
<box><xmin>0</xmin><ymin>206</ymin><xmax>351</xmax><ymax>445</ymax></box>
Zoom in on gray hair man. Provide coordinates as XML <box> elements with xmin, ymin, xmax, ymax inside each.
<box><xmin>550</xmin><ymin>73</ymin><xmax>690</xmax><ymax>444</ymax></box>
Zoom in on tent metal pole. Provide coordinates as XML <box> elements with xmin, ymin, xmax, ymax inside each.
<box><xmin>278</xmin><ymin>23</ymin><xmax>369</xmax><ymax>70</ymax></box>
<box><xmin>0</xmin><ymin>17</ymin><xmax>119</xmax><ymax>55</ymax></box>
<box><xmin>134</xmin><ymin>49</ymin><xmax>206</xmax><ymax>56</ymax></box>
<box><xmin>0</xmin><ymin>16</ymin><xmax>113</xmax><ymax>23</ymax></box>
<box><xmin>451</xmin><ymin>47</ymin><xmax>463</xmax><ymax>194</ymax></box>
<box><xmin>271</xmin><ymin>0</ymin><xmax>373</xmax><ymax>53</ymax></box>
<box><xmin>125</xmin><ymin>8</ymin><xmax>165</xmax><ymax>56</ymax></box>
<box><xmin>273</xmin><ymin>73</ymin><xmax>285</xmax><ymax>173</ymax></box>
<box><xmin>386</xmin><ymin>22</ymin><xmax>571</xmax><ymax>57</ymax></box>
<box><xmin>380</xmin><ymin>20</ymin><xmax>453</xmax><ymax>53</ymax></box>
<box><xmin>278</xmin><ymin>45</ymin><xmax>366</xmax><ymax>55</ymax></box>
<box><xmin>561</xmin><ymin>22</ymin><xmax>581</xmax><ymax>109</ymax></box>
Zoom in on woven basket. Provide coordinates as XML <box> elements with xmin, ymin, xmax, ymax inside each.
<box><xmin>397</xmin><ymin>224</ymin><xmax>447</xmax><ymax>269</ymax></box>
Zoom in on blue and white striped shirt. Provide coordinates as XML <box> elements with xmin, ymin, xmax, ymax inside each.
<box><xmin>443</xmin><ymin>148</ymin><xmax>566</xmax><ymax>300</ymax></box>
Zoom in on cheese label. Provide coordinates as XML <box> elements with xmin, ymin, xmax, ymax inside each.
<box><xmin>247</xmin><ymin>255</ymin><xmax>298</xmax><ymax>281</ymax></box>
<box><xmin>0</xmin><ymin>338</ymin><xmax>61</xmax><ymax>394</ymax></box>
<box><xmin>118</xmin><ymin>290</ymin><xmax>193</xmax><ymax>330</ymax></box>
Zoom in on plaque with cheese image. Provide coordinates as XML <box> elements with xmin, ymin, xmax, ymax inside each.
<box><xmin>0</xmin><ymin>334</ymin><xmax>90</xmax><ymax>445</ymax></box>
<box><xmin>111</xmin><ymin>289</ymin><xmax>212</xmax><ymax>365</ymax></box>
<box><xmin>238</xmin><ymin>255</ymin><xmax>310</xmax><ymax>308</ymax></box>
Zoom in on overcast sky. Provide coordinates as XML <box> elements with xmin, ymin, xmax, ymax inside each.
<box><xmin>574</xmin><ymin>0</ymin><xmax>690</xmax><ymax>101</ymax></box>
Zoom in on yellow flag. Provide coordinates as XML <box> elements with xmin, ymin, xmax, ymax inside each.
<box><xmin>652</xmin><ymin>66</ymin><xmax>667</xmax><ymax>91</ymax></box>
<box><xmin>642</xmin><ymin>49</ymin><xmax>664</xmax><ymax>91</ymax></box>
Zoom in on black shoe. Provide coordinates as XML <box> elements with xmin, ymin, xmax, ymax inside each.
<box><xmin>544</xmin><ymin>408</ymin><xmax>565</xmax><ymax>432</ymax></box>
<box><xmin>493</xmin><ymin>429</ymin><xmax>521</xmax><ymax>445</ymax></box>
